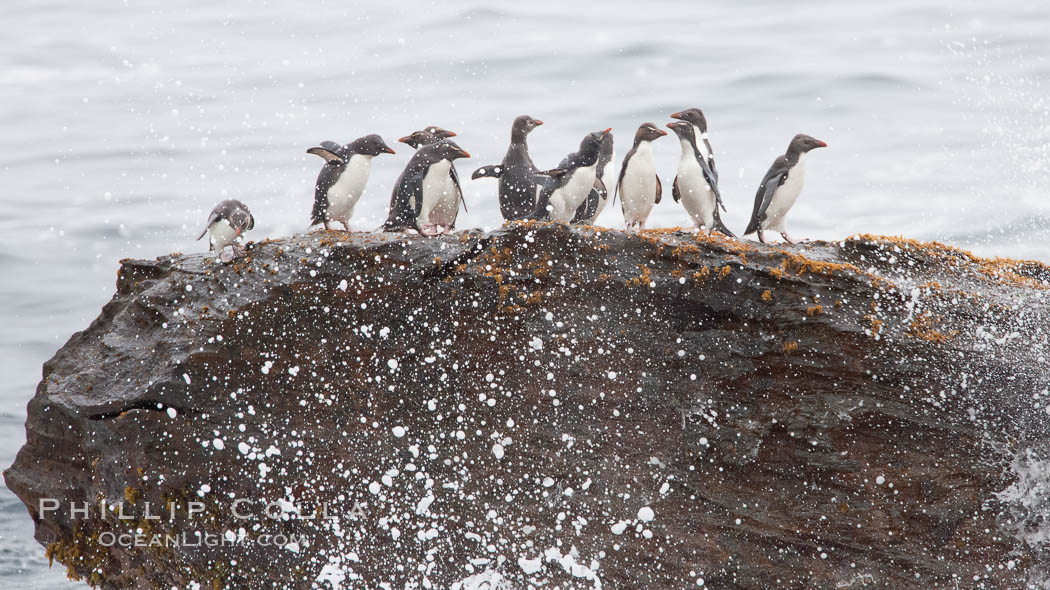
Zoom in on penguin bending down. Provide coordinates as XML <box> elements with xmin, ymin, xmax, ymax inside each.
<box><xmin>530</xmin><ymin>128</ymin><xmax>610</xmax><ymax>222</ymax></box>
<box><xmin>306</xmin><ymin>134</ymin><xmax>395</xmax><ymax>230</ymax></box>
<box><xmin>615</xmin><ymin>123</ymin><xmax>666</xmax><ymax>230</ymax></box>
<box><xmin>667</xmin><ymin>120</ymin><xmax>734</xmax><ymax>237</ymax></box>
<box><xmin>384</xmin><ymin>140</ymin><xmax>471</xmax><ymax>236</ymax></box>
<box><xmin>472</xmin><ymin>115</ymin><xmax>546</xmax><ymax>221</ymax></box>
<box><xmin>745</xmin><ymin>134</ymin><xmax>827</xmax><ymax>244</ymax></box>
<box><xmin>197</xmin><ymin>199</ymin><xmax>255</xmax><ymax>262</ymax></box>
<box><xmin>572</xmin><ymin>130</ymin><xmax>615</xmax><ymax>224</ymax></box>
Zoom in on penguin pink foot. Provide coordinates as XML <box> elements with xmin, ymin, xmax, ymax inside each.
<box><xmin>218</xmin><ymin>246</ymin><xmax>245</xmax><ymax>263</ymax></box>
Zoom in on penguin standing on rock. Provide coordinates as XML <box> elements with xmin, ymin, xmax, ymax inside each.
<box><xmin>670</xmin><ymin>109</ymin><xmax>719</xmax><ymax>183</ymax></box>
<box><xmin>616</xmin><ymin>122</ymin><xmax>666</xmax><ymax>230</ymax></box>
<box><xmin>384</xmin><ymin>140</ymin><xmax>471</xmax><ymax>235</ymax></box>
<box><xmin>531</xmin><ymin>129</ymin><xmax>609</xmax><ymax>223</ymax></box>
<box><xmin>398</xmin><ymin>128</ymin><xmax>469</xmax><ymax>229</ymax></box>
<box><xmin>572</xmin><ymin>130</ymin><xmax>615</xmax><ymax>224</ymax></box>
<box><xmin>472</xmin><ymin>115</ymin><xmax>546</xmax><ymax>221</ymax></box>
<box><xmin>307</xmin><ymin>134</ymin><xmax>395</xmax><ymax>230</ymax></box>
<box><xmin>667</xmin><ymin>121</ymin><xmax>734</xmax><ymax>236</ymax></box>
<box><xmin>197</xmin><ymin>199</ymin><xmax>254</xmax><ymax>262</ymax></box>
<box><xmin>745</xmin><ymin>134</ymin><xmax>827</xmax><ymax>244</ymax></box>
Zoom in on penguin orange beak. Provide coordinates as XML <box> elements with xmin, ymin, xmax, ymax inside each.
<box><xmin>670</xmin><ymin>111</ymin><xmax>684</xmax><ymax>120</ymax></box>
<box><xmin>658</xmin><ymin>129</ymin><xmax>668</xmax><ymax>136</ymax></box>
<box><xmin>444</xmin><ymin>130</ymin><xmax>457</xmax><ymax>137</ymax></box>
<box><xmin>815</xmin><ymin>140</ymin><xmax>828</xmax><ymax>148</ymax></box>
<box><xmin>397</xmin><ymin>135</ymin><xmax>412</xmax><ymax>144</ymax></box>
<box><xmin>383</xmin><ymin>146</ymin><xmax>396</xmax><ymax>154</ymax></box>
<box><xmin>603</xmin><ymin>127</ymin><xmax>612</xmax><ymax>134</ymax></box>
<box><xmin>458</xmin><ymin>149</ymin><xmax>471</xmax><ymax>158</ymax></box>
<box><xmin>534</xmin><ymin>120</ymin><xmax>544</xmax><ymax>126</ymax></box>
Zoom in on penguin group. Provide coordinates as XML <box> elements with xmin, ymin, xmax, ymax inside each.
<box><xmin>196</xmin><ymin>109</ymin><xmax>826</xmax><ymax>261</ymax></box>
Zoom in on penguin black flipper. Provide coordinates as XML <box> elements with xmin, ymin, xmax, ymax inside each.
<box><xmin>196</xmin><ymin>210</ymin><xmax>221</xmax><ymax>241</ymax></box>
<box><xmin>672</xmin><ymin>176</ymin><xmax>682</xmax><ymax>203</ymax></box>
<box><xmin>472</xmin><ymin>165</ymin><xmax>503</xmax><ymax>180</ymax></box>
<box><xmin>572</xmin><ymin>177</ymin><xmax>607</xmax><ymax>224</ymax></box>
<box><xmin>696</xmin><ymin>153</ymin><xmax>726</xmax><ymax>213</ymax></box>
<box><xmin>655</xmin><ymin>174</ymin><xmax>663</xmax><ymax>205</ymax></box>
<box><xmin>745</xmin><ymin>157</ymin><xmax>789</xmax><ymax>235</ymax></box>
<box><xmin>447</xmin><ymin>163</ymin><xmax>467</xmax><ymax>214</ymax></box>
<box><xmin>704</xmin><ymin>139</ymin><xmax>719</xmax><ymax>184</ymax></box>
<box><xmin>613</xmin><ymin>152</ymin><xmax>630</xmax><ymax>206</ymax></box>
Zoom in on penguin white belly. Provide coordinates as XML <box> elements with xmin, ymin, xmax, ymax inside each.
<box><xmin>762</xmin><ymin>157</ymin><xmax>806</xmax><ymax>232</ymax></box>
<box><xmin>620</xmin><ymin>145</ymin><xmax>657</xmax><ymax>225</ymax></box>
<box><xmin>326</xmin><ymin>155</ymin><xmax>372</xmax><ymax>225</ymax></box>
<box><xmin>207</xmin><ymin>219</ymin><xmax>240</xmax><ymax>251</ymax></box>
<box><xmin>428</xmin><ymin>169</ymin><xmax>460</xmax><ymax>228</ymax></box>
<box><xmin>417</xmin><ymin>159</ymin><xmax>452</xmax><ymax>230</ymax></box>
<box><xmin>676</xmin><ymin>155</ymin><xmax>717</xmax><ymax>229</ymax></box>
<box><xmin>548</xmin><ymin>164</ymin><xmax>597</xmax><ymax>222</ymax></box>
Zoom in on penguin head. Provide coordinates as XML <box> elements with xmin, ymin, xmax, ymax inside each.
<box><xmin>399</xmin><ymin>130</ymin><xmax>438</xmax><ymax>149</ymax></box>
<box><xmin>515</xmin><ymin>115</ymin><xmax>544</xmax><ymax>133</ymax></box>
<box><xmin>511</xmin><ymin>115</ymin><xmax>543</xmax><ymax>141</ymax></box>
<box><xmin>670</xmin><ymin>108</ymin><xmax>708</xmax><ymax>133</ymax></box>
<box><xmin>576</xmin><ymin>128</ymin><xmax>611</xmax><ymax>166</ymax></box>
<box><xmin>429</xmin><ymin>139</ymin><xmax>471</xmax><ymax>162</ymax></box>
<box><xmin>665</xmin><ymin>121</ymin><xmax>696</xmax><ymax>143</ymax></box>
<box><xmin>348</xmin><ymin>134</ymin><xmax>396</xmax><ymax>157</ymax></box>
<box><xmin>634</xmin><ymin>122</ymin><xmax>667</xmax><ymax>144</ymax></box>
<box><xmin>789</xmin><ymin>134</ymin><xmax>828</xmax><ymax>153</ymax></box>
<box><xmin>423</xmin><ymin>126</ymin><xmax>457</xmax><ymax>140</ymax></box>
<box><xmin>223</xmin><ymin>200</ymin><xmax>254</xmax><ymax>233</ymax></box>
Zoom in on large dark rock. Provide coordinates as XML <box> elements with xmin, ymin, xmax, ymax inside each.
<box><xmin>6</xmin><ymin>222</ymin><xmax>1050</xmax><ymax>589</ymax></box>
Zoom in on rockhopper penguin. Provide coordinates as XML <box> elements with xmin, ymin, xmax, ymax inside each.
<box><xmin>384</xmin><ymin>140</ymin><xmax>471</xmax><ymax>235</ymax></box>
<box><xmin>572</xmin><ymin>130</ymin><xmax>615</xmax><ymax>224</ymax></box>
<box><xmin>197</xmin><ymin>199</ymin><xmax>255</xmax><ymax>262</ymax></box>
<box><xmin>306</xmin><ymin>134</ymin><xmax>395</xmax><ymax>230</ymax></box>
<box><xmin>398</xmin><ymin>128</ymin><xmax>468</xmax><ymax>229</ymax></box>
<box><xmin>472</xmin><ymin>115</ymin><xmax>546</xmax><ymax>221</ymax></box>
<box><xmin>667</xmin><ymin>120</ymin><xmax>734</xmax><ymax>236</ymax></box>
<box><xmin>615</xmin><ymin>123</ymin><xmax>666</xmax><ymax>230</ymax></box>
<box><xmin>745</xmin><ymin>134</ymin><xmax>827</xmax><ymax>244</ymax></box>
<box><xmin>530</xmin><ymin>128</ymin><xmax>610</xmax><ymax>223</ymax></box>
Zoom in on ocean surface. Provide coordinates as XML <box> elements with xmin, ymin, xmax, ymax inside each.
<box><xmin>2</xmin><ymin>0</ymin><xmax>1049</xmax><ymax>587</ymax></box>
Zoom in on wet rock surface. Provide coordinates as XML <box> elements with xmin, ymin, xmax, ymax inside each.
<box><xmin>5</xmin><ymin>222</ymin><xmax>1050</xmax><ymax>589</ymax></box>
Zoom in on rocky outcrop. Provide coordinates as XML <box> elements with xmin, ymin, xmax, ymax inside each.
<box><xmin>5</xmin><ymin>222</ymin><xmax>1050</xmax><ymax>589</ymax></box>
